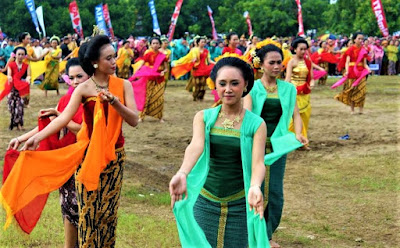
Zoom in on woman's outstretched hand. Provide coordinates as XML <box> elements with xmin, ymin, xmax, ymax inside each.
<box><xmin>169</xmin><ymin>172</ymin><xmax>188</xmax><ymax>209</ymax></box>
<box><xmin>248</xmin><ymin>185</ymin><xmax>264</xmax><ymax>219</ymax></box>
<box><xmin>21</xmin><ymin>135</ymin><xmax>40</xmax><ymax>151</ymax></box>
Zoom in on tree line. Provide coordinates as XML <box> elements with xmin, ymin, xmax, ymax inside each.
<box><xmin>0</xmin><ymin>0</ymin><xmax>399</xmax><ymax>39</ymax></box>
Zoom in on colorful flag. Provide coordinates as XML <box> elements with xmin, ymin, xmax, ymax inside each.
<box><xmin>148</xmin><ymin>0</ymin><xmax>161</xmax><ymax>36</ymax></box>
<box><xmin>243</xmin><ymin>11</ymin><xmax>253</xmax><ymax>36</ymax></box>
<box><xmin>167</xmin><ymin>0</ymin><xmax>184</xmax><ymax>41</ymax></box>
<box><xmin>295</xmin><ymin>0</ymin><xmax>305</xmax><ymax>36</ymax></box>
<box><xmin>207</xmin><ymin>6</ymin><xmax>218</xmax><ymax>40</ymax></box>
<box><xmin>24</xmin><ymin>0</ymin><xmax>41</xmax><ymax>35</ymax></box>
<box><xmin>371</xmin><ymin>0</ymin><xmax>389</xmax><ymax>37</ymax></box>
<box><xmin>95</xmin><ymin>4</ymin><xmax>109</xmax><ymax>36</ymax></box>
<box><xmin>68</xmin><ymin>0</ymin><xmax>84</xmax><ymax>38</ymax></box>
<box><xmin>102</xmin><ymin>4</ymin><xmax>114</xmax><ymax>39</ymax></box>
<box><xmin>35</xmin><ymin>6</ymin><xmax>46</xmax><ymax>37</ymax></box>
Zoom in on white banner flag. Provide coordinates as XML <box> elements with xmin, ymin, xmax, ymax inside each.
<box><xmin>35</xmin><ymin>6</ymin><xmax>46</xmax><ymax>37</ymax></box>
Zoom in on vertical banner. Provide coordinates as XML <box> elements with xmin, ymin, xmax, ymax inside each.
<box><xmin>102</xmin><ymin>4</ymin><xmax>115</xmax><ymax>39</ymax></box>
<box><xmin>24</xmin><ymin>0</ymin><xmax>41</xmax><ymax>35</ymax></box>
<box><xmin>207</xmin><ymin>6</ymin><xmax>218</xmax><ymax>40</ymax></box>
<box><xmin>69</xmin><ymin>0</ymin><xmax>84</xmax><ymax>39</ymax></box>
<box><xmin>371</xmin><ymin>0</ymin><xmax>389</xmax><ymax>37</ymax></box>
<box><xmin>148</xmin><ymin>0</ymin><xmax>161</xmax><ymax>36</ymax></box>
<box><xmin>295</xmin><ymin>0</ymin><xmax>305</xmax><ymax>36</ymax></box>
<box><xmin>167</xmin><ymin>0</ymin><xmax>184</xmax><ymax>41</ymax></box>
<box><xmin>95</xmin><ymin>4</ymin><xmax>109</xmax><ymax>36</ymax></box>
<box><xmin>35</xmin><ymin>6</ymin><xmax>46</xmax><ymax>37</ymax></box>
<box><xmin>243</xmin><ymin>11</ymin><xmax>253</xmax><ymax>36</ymax></box>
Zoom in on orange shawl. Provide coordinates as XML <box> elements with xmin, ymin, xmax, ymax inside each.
<box><xmin>0</xmin><ymin>76</ymin><xmax>125</xmax><ymax>230</ymax></box>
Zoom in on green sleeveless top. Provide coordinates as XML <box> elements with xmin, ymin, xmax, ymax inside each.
<box><xmin>261</xmin><ymin>93</ymin><xmax>282</xmax><ymax>138</ymax></box>
<box><xmin>173</xmin><ymin>105</ymin><xmax>269</xmax><ymax>248</ymax></box>
<box><xmin>204</xmin><ymin>127</ymin><xmax>243</xmax><ymax>197</ymax></box>
<box><xmin>249</xmin><ymin>79</ymin><xmax>302</xmax><ymax>165</ymax></box>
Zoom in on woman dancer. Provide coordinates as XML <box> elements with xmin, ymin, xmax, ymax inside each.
<box><xmin>244</xmin><ymin>34</ymin><xmax>259</xmax><ymax>55</ymax></box>
<box><xmin>172</xmin><ymin>36</ymin><xmax>215</xmax><ymax>101</ymax></box>
<box><xmin>387</xmin><ymin>40</ymin><xmax>398</xmax><ymax>76</ymax></box>
<box><xmin>334</xmin><ymin>32</ymin><xmax>371</xmax><ymax>114</ymax></box>
<box><xmin>316</xmin><ymin>41</ymin><xmax>329</xmax><ymax>85</ymax></box>
<box><xmin>39</xmin><ymin>36</ymin><xmax>62</xmax><ymax>96</ymax></box>
<box><xmin>0</xmin><ymin>35</ymin><xmax>139</xmax><ymax>248</ymax></box>
<box><xmin>159</xmin><ymin>36</ymin><xmax>172</xmax><ymax>82</ymax></box>
<box><xmin>131</xmin><ymin>37</ymin><xmax>168</xmax><ymax>122</ymax></box>
<box><xmin>244</xmin><ymin>44</ymin><xmax>307</xmax><ymax>248</ymax></box>
<box><xmin>0</xmin><ymin>47</ymin><xmax>31</xmax><ymax>130</ymax></box>
<box><xmin>7</xmin><ymin>58</ymin><xmax>88</xmax><ymax>247</ymax></box>
<box><xmin>285</xmin><ymin>38</ymin><xmax>315</xmax><ymax>147</ymax></box>
<box><xmin>116</xmin><ymin>40</ymin><xmax>134</xmax><ymax>79</ymax></box>
<box><xmin>170</xmin><ymin>57</ymin><xmax>268</xmax><ymax>247</ymax></box>
<box><xmin>222</xmin><ymin>32</ymin><xmax>243</xmax><ymax>55</ymax></box>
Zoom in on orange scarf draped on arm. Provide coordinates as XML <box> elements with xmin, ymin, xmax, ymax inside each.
<box><xmin>0</xmin><ymin>76</ymin><xmax>125</xmax><ymax>230</ymax></box>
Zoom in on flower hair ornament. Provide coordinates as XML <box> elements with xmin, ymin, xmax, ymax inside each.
<box><xmin>248</xmin><ymin>38</ymin><xmax>283</xmax><ymax>69</ymax></box>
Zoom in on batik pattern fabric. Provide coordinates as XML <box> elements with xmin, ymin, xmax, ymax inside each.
<box><xmin>39</xmin><ymin>48</ymin><xmax>61</xmax><ymax>90</ymax></box>
<box><xmin>334</xmin><ymin>45</ymin><xmax>368</xmax><ymax>107</ymax></box>
<box><xmin>334</xmin><ymin>78</ymin><xmax>366</xmax><ymax>107</ymax></box>
<box><xmin>7</xmin><ymin>87</ymin><xmax>24</xmax><ymax>130</ymax></box>
<box><xmin>59</xmin><ymin>175</ymin><xmax>78</xmax><ymax>228</ymax></box>
<box><xmin>75</xmin><ymin>148</ymin><xmax>125</xmax><ymax>248</ymax></box>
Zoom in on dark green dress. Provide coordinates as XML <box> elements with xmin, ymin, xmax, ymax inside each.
<box><xmin>194</xmin><ymin>127</ymin><xmax>248</xmax><ymax>248</ymax></box>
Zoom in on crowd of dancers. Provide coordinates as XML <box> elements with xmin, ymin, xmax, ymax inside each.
<box><xmin>0</xmin><ymin>27</ymin><xmax>392</xmax><ymax>247</ymax></box>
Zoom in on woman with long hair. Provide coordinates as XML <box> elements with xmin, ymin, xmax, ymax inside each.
<box><xmin>244</xmin><ymin>44</ymin><xmax>307</xmax><ymax>248</ymax></box>
<box><xmin>170</xmin><ymin>57</ymin><xmax>268</xmax><ymax>247</ymax></box>
<box><xmin>285</xmin><ymin>38</ymin><xmax>315</xmax><ymax>148</ymax></box>
<box><xmin>0</xmin><ymin>35</ymin><xmax>139</xmax><ymax>247</ymax></box>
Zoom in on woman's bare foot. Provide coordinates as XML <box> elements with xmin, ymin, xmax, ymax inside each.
<box><xmin>299</xmin><ymin>145</ymin><xmax>311</xmax><ymax>151</ymax></box>
<box><xmin>160</xmin><ymin>118</ymin><xmax>165</xmax><ymax>123</ymax></box>
<box><xmin>269</xmin><ymin>240</ymin><xmax>281</xmax><ymax>248</ymax></box>
<box><xmin>138</xmin><ymin>118</ymin><xmax>143</xmax><ymax>123</ymax></box>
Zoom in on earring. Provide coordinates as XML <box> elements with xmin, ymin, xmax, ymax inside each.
<box><xmin>260</xmin><ymin>68</ymin><xmax>264</xmax><ymax>73</ymax></box>
<box><xmin>244</xmin><ymin>87</ymin><xmax>247</xmax><ymax>92</ymax></box>
<box><xmin>93</xmin><ymin>64</ymin><xmax>98</xmax><ymax>68</ymax></box>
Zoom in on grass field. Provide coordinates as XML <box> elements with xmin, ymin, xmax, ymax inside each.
<box><xmin>0</xmin><ymin>75</ymin><xmax>399</xmax><ymax>247</ymax></box>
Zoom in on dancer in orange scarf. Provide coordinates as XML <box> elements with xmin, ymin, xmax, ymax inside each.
<box><xmin>1</xmin><ymin>35</ymin><xmax>139</xmax><ymax>248</ymax></box>
<box><xmin>6</xmin><ymin>58</ymin><xmax>88</xmax><ymax>247</ymax></box>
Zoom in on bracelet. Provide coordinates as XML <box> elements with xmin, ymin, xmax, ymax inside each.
<box><xmin>109</xmin><ymin>96</ymin><xmax>117</xmax><ymax>105</ymax></box>
<box><xmin>16</xmin><ymin>137</ymin><xmax>21</xmax><ymax>143</ymax></box>
<box><xmin>177</xmin><ymin>170</ymin><xmax>188</xmax><ymax>177</ymax></box>
<box><xmin>250</xmin><ymin>184</ymin><xmax>261</xmax><ymax>189</ymax></box>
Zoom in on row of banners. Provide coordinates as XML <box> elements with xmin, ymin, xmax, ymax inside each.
<box><xmin>23</xmin><ymin>0</ymin><xmax>391</xmax><ymax>41</ymax></box>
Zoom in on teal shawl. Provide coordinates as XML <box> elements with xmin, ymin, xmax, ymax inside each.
<box><xmin>250</xmin><ymin>79</ymin><xmax>303</xmax><ymax>165</ymax></box>
<box><xmin>173</xmin><ymin>105</ymin><xmax>269</xmax><ymax>248</ymax></box>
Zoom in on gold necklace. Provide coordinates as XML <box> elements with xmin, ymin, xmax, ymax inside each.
<box><xmin>91</xmin><ymin>77</ymin><xmax>109</xmax><ymax>92</ymax></box>
<box><xmin>262</xmin><ymin>79</ymin><xmax>278</xmax><ymax>93</ymax></box>
<box><xmin>218</xmin><ymin>108</ymin><xmax>242</xmax><ymax>130</ymax></box>
<box><xmin>265</xmin><ymin>85</ymin><xmax>277</xmax><ymax>93</ymax></box>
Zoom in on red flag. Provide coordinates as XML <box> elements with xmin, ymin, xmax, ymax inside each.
<box><xmin>371</xmin><ymin>0</ymin><xmax>389</xmax><ymax>37</ymax></box>
<box><xmin>207</xmin><ymin>6</ymin><xmax>218</xmax><ymax>40</ymax></box>
<box><xmin>243</xmin><ymin>11</ymin><xmax>253</xmax><ymax>36</ymax></box>
<box><xmin>68</xmin><ymin>0</ymin><xmax>84</xmax><ymax>38</ymax></box>
<box><xmin>102</xmin><ymin>4</ymin><xmax>115</xmax><ymax>39</ymax></box>
<box><xmin>295</xmin><ymin>0</ymin><xmax>304</xmax><ymax>36</ymax></box>
<box><xmin>167</xmin><ymin>0</ymin><xmax>184</xmax><ymax>42</ymax></box>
